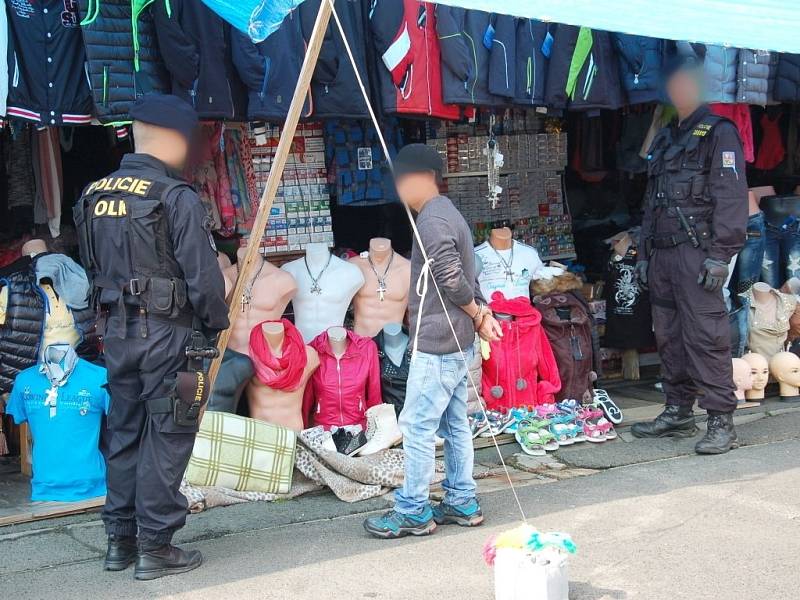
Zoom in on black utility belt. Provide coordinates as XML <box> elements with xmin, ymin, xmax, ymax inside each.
<box><xmin>105</xmin><ymin>305</ymin><xmax>195</xmax><ymax>329</ymax></box>
<box><xmin>652</xmin><ymin>230</ymin><xmax>710</xmax><ymax>249</ymax></box>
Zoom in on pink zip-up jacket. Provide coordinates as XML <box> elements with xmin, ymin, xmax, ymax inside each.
<box><xmin>303</xmin><ymin>330</ymin><xmax>383</xmax><ymax>430</ymax></box>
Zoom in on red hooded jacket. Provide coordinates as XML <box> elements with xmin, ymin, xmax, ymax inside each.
<box><xmin>368</xmin><ymin>0</ymin><xmax>461</xmax><ymax>119</ymax></box>
<box><xmin>303</xmin><ymin>330</ymin><xmax>383</xmax><ymax>430</ymax></box>
<box><xmin>482</xmin><ymin>292</ymin><xmax>561</xmax><ymax>411</ymax></box>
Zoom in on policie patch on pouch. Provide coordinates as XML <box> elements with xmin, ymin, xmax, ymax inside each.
<box><xmin>722</xmin><ymin>151</ymin><xmax>736</xmax><ymax>168</ymax></box>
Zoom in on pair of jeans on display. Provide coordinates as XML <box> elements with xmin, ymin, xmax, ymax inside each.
<box><xmin>394</xmin><ymin>347</ymin><xmax>477</xmax><ymax>515</ymax></box>
<box><xmin>762</xmin><ymin>217</ymin><xmax>800</xmax><ymax>288</ymax></box>
<box><xmin>728</xmin><ymin>293</ymin><xmax>751</xmax><ymax>358</ymax></box>
<box><xmin>731</xmin><ymin>212</ymin><xmax>766</xmax><ymax>294</ymax></box>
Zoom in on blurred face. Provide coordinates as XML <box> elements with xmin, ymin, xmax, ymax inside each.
<box><xmin>133</xmin><ymin>121</ymin><xmax>191</xmax><ymax>171</ymax></box>
<box><xmin>666</xmin><ymin>69</ymin><xmax>703</xmax><ymax>115</ymax></box>
<box><xmin>394</xmin><ymin>170</ymin><xmax>438</xmax><ymax>210</ymax></box>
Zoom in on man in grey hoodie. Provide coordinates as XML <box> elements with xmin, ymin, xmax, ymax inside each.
<box><xmin>364</xmin><ymin>144</ymin><xmax>502</xmax><ymax>539</ymax></box>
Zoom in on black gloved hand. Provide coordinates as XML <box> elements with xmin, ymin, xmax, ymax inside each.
<box><xmin>698</xmin><ymin>258</ymin><xmax>729</xmax><ymax>292</ymax></box>
<box><xmin>633</xmin><ymin>260</ymin><xmax>649</xmax><ymax>288</ymax></box>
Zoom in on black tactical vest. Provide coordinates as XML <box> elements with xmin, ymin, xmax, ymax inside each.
<box><xmin>647</xmin><ymin>113</ymin><xmax>728</xmax><ymax>233</ymax></box>
<box><xmin>73</xmin><ymin>174</ymin><xmax>189</xmax><ymax>321</ymax></box>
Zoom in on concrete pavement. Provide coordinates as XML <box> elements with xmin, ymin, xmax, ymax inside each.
<box><xmin>3</xmin><ymin>434</ymin><xmax>800</xmax><ymax>600</ymax></box>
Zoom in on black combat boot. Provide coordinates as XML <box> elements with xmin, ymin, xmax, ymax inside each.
<box><xmin>104</xmin><ymin>534</ymin><xmax>138</xmax><ymax>571</ymax></box>
<box><xmin>134</xmin><ymin>544</ymin><xmax>203</xmax><ymax>581</ymax></box>
<box><xmin>630</xmin><ymin>405</ymin><xmax>698</xmax><ymax>438</ymax></box>
<box><xmin>695</xmin><ymin>412</ymin><xmax>739</xmax><ymax>455</ymax></box>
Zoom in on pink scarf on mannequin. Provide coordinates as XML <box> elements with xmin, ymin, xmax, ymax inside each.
<box><xmin>249</xmin><ymin>319</ymin><xmax>307</xmax><ymax>391</ymax></box>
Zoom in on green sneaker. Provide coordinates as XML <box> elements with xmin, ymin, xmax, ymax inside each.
<box><xmin>432</xmin><ymin>499</ymin><xmax>484</xmax><ymax>527</ymax></box>
<box><xmin>363</xmin><ymin>507</ymin><xmax>437</xmax><ymax>539</ymax></box>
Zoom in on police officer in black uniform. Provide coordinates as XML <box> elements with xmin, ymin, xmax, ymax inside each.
<box><xmin>632</xmin><ymin>56</ymin><xmax>747</xmax><ymax>454</ymax></box>
<box><xmin>74</xmin><ymin>95</ymin><xmax>229</xmax><ymax>580</ymax></box>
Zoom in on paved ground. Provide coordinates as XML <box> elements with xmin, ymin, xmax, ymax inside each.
<box><xmin>3</xmin><ymin>407</ymin><xmax>800</xmax><ymax>600</ymax></box>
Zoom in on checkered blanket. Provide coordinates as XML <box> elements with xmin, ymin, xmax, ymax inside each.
<box><xmin>185</xmin><ymin>411</ymin><xmax>296</xmax><ymax>494</ymax></box>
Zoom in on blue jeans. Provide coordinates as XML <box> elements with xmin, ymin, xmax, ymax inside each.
<box><xmin>762</xmin><ymin>220</ymin><xmax>800</xmax><ymax>288</ymax></box>
<box><xmin>728</xmin><ymin>293</ymin><xmax>751</xmax><ymax>358</ymax></box>
<box><xmin>395</xmin><ymin>347</ymin><xmax>476</xmax><ymax>515</ymax></box>
<box><xmin>731</xmin><ymin>212</ymin><xmax>765</xmax><ymax>294</ymax></box>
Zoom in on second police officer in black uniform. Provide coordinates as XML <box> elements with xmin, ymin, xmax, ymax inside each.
<box><xmin>74</xmin><ymin>95</ymin><xmax>229</xmax><ymax>580</ymax></box>
<box><xmin>632</xmin><ymin>55</ymin><xmax>748</xmax><ymax>454</ymax></box>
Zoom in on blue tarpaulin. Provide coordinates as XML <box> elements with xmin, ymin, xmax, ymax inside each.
<box><xmin>200</xmin><ymin>0</ymin><xmax>304</xmax><ymax>42</ymax></box>
<box><xmin>434</xmin><ymin>0</ymin><xmax>800</xmax><ymax>53</ymax></box>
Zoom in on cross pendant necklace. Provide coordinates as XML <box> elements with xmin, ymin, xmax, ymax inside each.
<box><xmin>240</xmin><ymin>260</ymin><xmax>266</xmax><ymax>313</ymax></box>
<box><xmin>304</xmin><ymin>252</ymin><xmax>333</xmax><ymax>296</ymax></box>
<box><xmin>491</xmin><ymin>241</ymin><xmax>515</xmax><ymax>281</ymax></box>
<box><xmin>368</xmin><ymin>250</ymin><xmax>394</xmax><ymax>302</ymax></box>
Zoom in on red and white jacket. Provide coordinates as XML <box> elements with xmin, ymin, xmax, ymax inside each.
<box><xmin>368</xmin><ymin>0</ymin><xmax>461</xmax><ymax>120</ymax></box>
<box><xmin>303</xmin><ymin>330</ymin><xmax>383</xmax><ymax>430</ymax></box>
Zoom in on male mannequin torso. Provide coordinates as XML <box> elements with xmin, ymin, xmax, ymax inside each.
<box><xmin>350</xmin><ymin>238</ymin><xmax>411</xmax><ymax>338</ymax></box>
<box><xmin>247</xmin><ymin>322</ymin><xmax>319</xmax><ymax>431</ymax></box>
<box><xmin>225</xmin><ymin>248</ymin><xmax>298</xmax><ymax>355</ymax></box>
<box><xmin>282</xmin><ymin>243</ymin><xmax>364</xmax><ymax>342</ymax></box>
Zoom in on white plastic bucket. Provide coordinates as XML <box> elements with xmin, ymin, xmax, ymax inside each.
<box><xmin>493</xmin><ymin>547</ymin><xmax>570</xmax><ymax>600</ymax></box>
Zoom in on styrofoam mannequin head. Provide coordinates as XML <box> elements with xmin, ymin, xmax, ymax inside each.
<box><xmin>732</xmin><ymin>358</ymin><xmax>754</xmax><ymax>392</ymax></box>
<box><xmin>742</xmin><ymin>352</ymin><xmax>769</xmax><ymax>390</ymax></box>
<box><xmin>769</xmin><ymin>352</ymin><xmax>800</xmax><ymax>387</ymax></box>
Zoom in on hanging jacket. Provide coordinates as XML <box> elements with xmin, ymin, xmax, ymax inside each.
<box><xmin>735</xmin><ymin>49</ymin><xmax>770</xmax><ymax>106</ymax></box>
<box><xmin>230</xmin><ymin>10</ymin><xmax>309</xmax><ymax>122</ymax></box>
<box><xmin>766</xmin><ymin>52</ymin><xmax>781</xmax><ymax>105</ymax></box>
<box><xmin>545</xmin><ymin>25</ymin><xmax>624</xmax><ymax>113</ymax></box>
<box><xmin>303</xmin><ymin>329</ymin><xmax>382</xmax><ymax>430</ymax></box>
<box><xmin>533</xmin><ymin>291</ymin><xmax>594</xmax><ymax>403</ymax></box>
<box><xmin>299</xmin><ymin>0</ymin><xmax>372</xmax><ymax>119</ymax></box>
<box><xmin>513</xmin><ymin>19</ymin><xmax>549</xmax><ymax>107</ymax></box>
<box><xmin>0</xmin><ymin>6</ymin><xmax>7</xmax><ymax>119</ymax></box>
<box><xmin>482</xmin><ymin>293</ymin><xmax>560</xmax><ymax>411</ymax></box>
<box><xmin>0</xmin><ymin>255</ymin><xmax>97</xmax><ymax>393</ymax></box>
<box><xmin>775</xmin><ymin>53</ymin><xmax>800</xmax><ymax>103</ymax></box>
<box><xmin>78</xmin><ymin>0</ymin><xmax>170</xmax><ymax>124</ymax></box>
<box><xmin>611</xmin><ymin>33</ymin><xmax>664</xmax><ymax>104</ymax></box>
<box><xmin>6</xmin><ymin>0</ymin><xmax>93</xmax><ymax>125</ymax></box>
<box><xmin>704</xmin><ymin>45</ymin><xmax>739</xmax><ymax>103</ymax></box>
<box><xmin>435</xmin><ymin>7</ymin><xmax>514</xmax><ymax>106</ymax></box>
<box><xmin>373</xmin><ymin>327</ymin><xmax>412</xmax><ymax>418</ymax></box>
<box><xmin>151</xmin><ymin>0</ymin><xmax>247</xmax><ymax>119</ymax></box>
<box><xmin>368</xmin><ymin>0</ymin><xmax>460</xmax><ymax>119</ymax></box>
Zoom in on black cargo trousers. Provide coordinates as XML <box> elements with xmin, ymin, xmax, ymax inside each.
<box><xmin>648</xmin><ymin>243</ymin><xmax>737</xmax><ymax>413</ymax></box>
<box><xmin>101</xmin><ymin>315</ymin><xmax>196</xmax><ymax>547</ymax></box>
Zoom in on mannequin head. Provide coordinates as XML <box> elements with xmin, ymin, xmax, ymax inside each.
<box><xmin>770</xmin><ymin>351</ymin><xmax>800</xmax><ymax>387</ymax></box>
<box><xmin>731</xmin><ymin>358</ymin><xmax>753</xmax><ymax>400</ymax></box>
<box><xmin>742</xmin><ymin>352</ymin><xmax>770</xmax><ymax>391</ymax></box>
<box><xmin>21</xmin><ymin>239</ymin><xmax>47</xmax><ymax>257</ymax></box>
<box><xmin>369</xmin><ymin>238</ymin><xmax>392</xmax><ymax>257</ymax></box>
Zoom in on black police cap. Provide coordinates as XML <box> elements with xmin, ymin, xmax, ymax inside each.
<box><xmin>129</xmin><ymin>94</ymin><xmax>198</xmax><ymax>142</ymax></box>
<box><xmin>393</xmin><ymin>143</ymin><xmax>444</xmax><ymax>178</ymax></box>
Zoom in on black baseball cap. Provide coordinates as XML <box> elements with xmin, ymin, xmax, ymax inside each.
<box><xmin>393</xmin><ymin>143</ymin><xmax>443</xmax><ymax>179</ymax></box>
<box><xmin>129</xmin><ymin>94</ymin><xmax>198</xmax><ymax>142</ymax></box>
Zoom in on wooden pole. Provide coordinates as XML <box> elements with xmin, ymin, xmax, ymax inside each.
<box><xmin>207</xmin><ymin>0</ymin><xmax>334</xmax><ymax>391</ymax></box>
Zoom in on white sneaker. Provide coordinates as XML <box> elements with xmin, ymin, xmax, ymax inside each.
<box><xmin>354</xmin><ymin>404</ymin><xmax>402</xmax><ymax>456</ymax></box>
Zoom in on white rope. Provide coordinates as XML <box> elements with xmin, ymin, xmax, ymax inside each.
<box><xmin>326</xmin><ymin>0</ymin><xmax>527</xmax><ymax>522</ymax></box>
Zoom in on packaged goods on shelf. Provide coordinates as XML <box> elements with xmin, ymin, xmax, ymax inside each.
<box><xmin>247</xmin><ymin>123</ymin><xmax>333</xmax><ymax>254</ymax></box>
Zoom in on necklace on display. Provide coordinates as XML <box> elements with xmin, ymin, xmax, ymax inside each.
<box><xmin>304</xmin><ymin>252</ymin><xmax>333</xmax><ymax>295</ymax></box>
<box><xmin>491</xmin><ymin>241</ymin><xmax>515</xmax><ymax>281</ymax></box>
<box><xmin>240</xmin><ymin>259</ymin><xmax>266</xmax><ymax>313</ymax></box>
<box><xmin>368</xmin><ymin>250</ymin><xmax>395</xmax><ymax>302</ymax></box>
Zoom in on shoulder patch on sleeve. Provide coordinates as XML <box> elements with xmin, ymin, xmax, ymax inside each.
<box><xmin>722</xmin><ymin>151</ymin><xmax>736</xmax><ymax>168</ymax></box>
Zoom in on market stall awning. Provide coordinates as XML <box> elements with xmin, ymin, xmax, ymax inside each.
<box><xmin>434</xmin><ymin>0</ymin><xmax>800</xmax><ymax>54</ymax></box>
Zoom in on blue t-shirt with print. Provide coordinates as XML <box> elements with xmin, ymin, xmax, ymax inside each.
<box><xmin>7</xmin><ymin>359</ymin><xmax>109</xmax><ymax>502</ymax></box>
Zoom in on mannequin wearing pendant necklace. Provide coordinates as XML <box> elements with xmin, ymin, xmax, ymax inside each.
<box><xmin>207</xmin><ymin>248</ymin><xmax>298</xmax><ymax>414</ymax></box>
<box><xmin>474</xmin><ymin>227</ymin><xmax>543</xmax><ymax>302</ymax></box>
<box><xmin>223</xmin><ymin>247</ymin><xmax>298</xmax><ymax>356</ymax></box>
<box><xmin>350</xmin><ymin>238</ymin><xmax>411</xmax><ymax>338</ymax></box>
<box><xmin>282</xmin><ymin>243</ymin><xmax>364</xmax><ymax>342</ymax></box>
